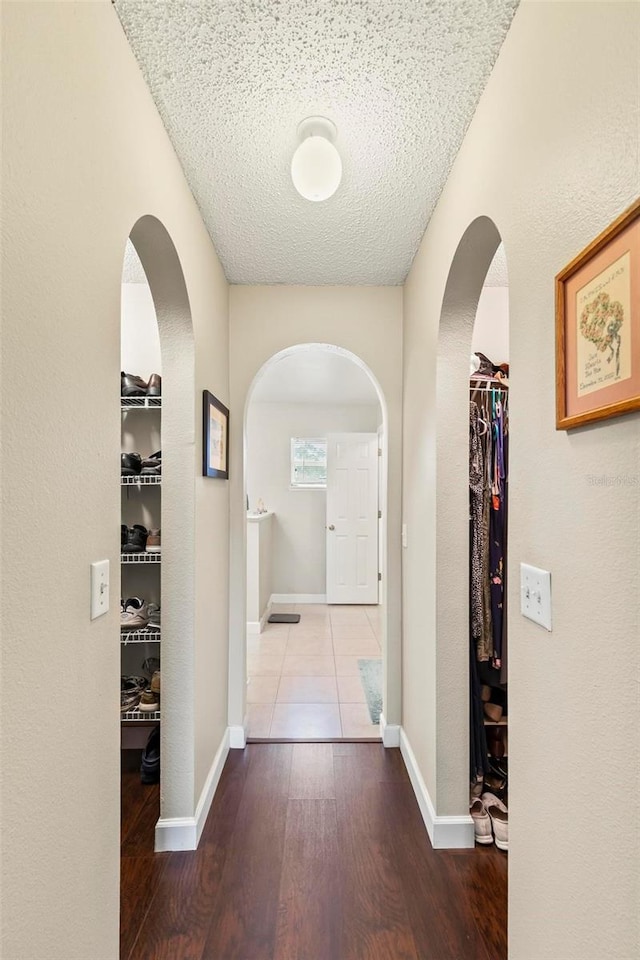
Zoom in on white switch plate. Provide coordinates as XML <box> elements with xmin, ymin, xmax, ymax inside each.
<box><xmin>520</xmin><ymin>563</ymin><xmax>552</xmax><ymax>631</ymax></box>
<box><xmin>90</xmin><ymin>560</ymin><xmax>110</xmax><ymax>620</ymax></box>
<box><xmin>402</xmin><ymin>523</ymin><xmax>408</xmax><ymax>549</ymax></box>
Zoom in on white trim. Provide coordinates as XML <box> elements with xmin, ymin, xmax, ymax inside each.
<box><xmin>379</xmin><ymin>712</ymin><xmax>400</xmax><ymax>747</ymax></box>
<box><xmin>229</xmin><ymin>724</ymin><xmax>246</xmax><ymax>749</ymax></box>
<box><xmin>154</xmin><ymin>727</ymin><xmax>230</xmax><ymax>852</ymax></box>
<box><xmin>399</xmin><ymin>728</ymin><xmax>474</xmax><ymax>850</ymax></box>
<box><xmin>270</xmin><ymin>593</ymin><xmax>327</xmax><ymax>605</ymax></box>
<box><xmin>247</xmin><ymin>601</ymin><xmax>272</xmax><ymax>636</ymax></box>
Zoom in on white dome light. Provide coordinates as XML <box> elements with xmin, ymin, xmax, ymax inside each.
<box><xmin>291</xmin><ymin>117</ymin><xmax>342</xmax><ymax>202</ymax></box>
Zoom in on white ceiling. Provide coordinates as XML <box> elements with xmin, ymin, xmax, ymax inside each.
<box><xmin>114</xmin><ymin>0</ymin><xmax>518</xmax><ymax>285</ymax></box>
<box><xmin>251</xmin><ymin>347</ymin><xmax>380</xmax><ymax>406</ymax></box>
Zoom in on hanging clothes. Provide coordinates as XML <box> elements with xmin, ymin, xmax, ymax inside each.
<box><xmin>469</xmin><ymin>401</ymin><xmax>492</xmax><ymax>661</ymax></box>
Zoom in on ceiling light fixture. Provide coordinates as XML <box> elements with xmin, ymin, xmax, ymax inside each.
<box><xmin>291</xmin><ymin>117</ymin><xmax>342</xmax><ymax>202</ymax></box>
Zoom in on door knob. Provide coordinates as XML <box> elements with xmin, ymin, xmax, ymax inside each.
<box><xmin>328</xmin><ymin>524</ymin><xmax>335</xmax><ymax>531</ymax></box>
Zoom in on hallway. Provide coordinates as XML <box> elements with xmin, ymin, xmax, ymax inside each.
<box><xmin>121</xmin><ymin>742</ymin><xmax>507</xmax><ymax>960</ymax></box>
<box><xmin>247</xmin><ymin>604</ymin><xmax>383</xmax><ymax>739</ymax></box>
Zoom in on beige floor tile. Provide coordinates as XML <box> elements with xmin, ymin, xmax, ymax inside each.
<box><xmin>335</xmin><ymin>654</ymin><xmax>368</xmax><ymax>676</ymax></box>
<box><xmin>340</xmin><ymin>702</ymin><xmax>380</xmax><ymax>739</ymax></box>
<box><xmin>270</xmin><ymin>603</ymin><xmax>296</xmax><ymax>613</ymax></box>
<box><xmin>277</xmin><ymin>675</ymin><xmax>338</xmax><ymax>703</ymax></box>
<box><xmin>282</xmin><ymin>655</ymin><xmax>336</xmax><ymax>677</ymax></box>
<box><xmin>247</xmin><ymin>675</ymin><xmax>280</xmax><ymax>704</ymax></box>
<box><xmin>337</xmin><ymin>675</ymin><xmax>367</xmax><ymax>703</ymax></box>
<box><xmin>332</xmin><ymin>637</ymin><xmax>381</xmax><ymax>656</ymax></box>
<box><xmin>286</xmin><ymin>636</ymin><xmax>334</xmax><ymax>656</ymax></box>
<box><xmin>247</xmin><ymin>637</ymin><xmax>288</xmax><ymax>658</ymax></box>
<box><xmin>247</xmin><ymin>653</ymin><xmax>284</xmax><ymax>677</ymax></box>
<box><xmin>287</xmin><ymin>627</ymin><xmax>333</xmax><ymax>640</ymax></box>
<box><xmin>270</xmin><ymin>703</ymin><xmax>342</xmax><ymax>738</ymax></box>
<box><xmin>295</xmin><ymin>604</ymin><xmax>330</xmax><ymax>615</ymax></box>
<box><xmin>331</xmin><ymin>623</ymin><xmax>376</xmax><ymax>640</ymax></box>
<box><xmin>260</xmin><ymin>624</ymin><xmax>290</xmax><ymax>639</ymax></box>
<box><xmin>246</xmin><ymin>703</ymin><xmax>274</xmax><ymax>737</ymax></box>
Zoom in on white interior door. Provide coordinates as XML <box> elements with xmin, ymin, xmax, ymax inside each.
<box><xmin>326</xmin><ymin>433</ymin><xmax>379</xmax><ymax>604</ymax></box>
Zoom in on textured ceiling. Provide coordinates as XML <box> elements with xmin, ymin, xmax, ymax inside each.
<box><xmin>115</xmin><ymin>0</ymin><xmax>518</xmax><ymax>285</ymax></box>
<box><xmin>251</xmin><ymin>347</ymin><xmax>380</xmax><ymax>405</ymax></box>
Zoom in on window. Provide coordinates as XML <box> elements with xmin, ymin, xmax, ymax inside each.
<box><xmin>290</xmin><ymin>438</ymin><xmax>327</xmax><ymax>488</ymax></box>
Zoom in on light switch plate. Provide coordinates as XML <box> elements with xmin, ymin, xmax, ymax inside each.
<box><xmin>520</xmin><ymin>563</ymin><xmax>552</xmax><ymax>631</ymax></box>
<box><xmin>90</xmin><ymin>560</ymin><xmax>109</xmax><ymax>620</ymax></box>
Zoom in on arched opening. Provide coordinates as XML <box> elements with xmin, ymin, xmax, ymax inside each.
<box><xmin>434</xmin><ymin>216</ymin><xmax>510</xmax><ymax>860</ymax></box>
<box><xmin>119</xmin><ymin>216</ymin><xmax>196</xmax><ymax>857</ymax></box>
<box><xmin>240</xmin><ymin>343</ymin><xmax>390</xmax><ymax>740</ymax></box>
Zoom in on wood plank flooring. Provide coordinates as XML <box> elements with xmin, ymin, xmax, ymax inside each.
<box><xmin>121</xmin><ymin>744</ymin><xmax>507</xmax><ymax>960</ymax></box>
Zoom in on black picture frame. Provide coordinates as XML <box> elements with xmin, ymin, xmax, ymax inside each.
<box><xmin>202</xmin><ymin>390</ymin><xmax>229</xmax><ymax>479</ymax></box>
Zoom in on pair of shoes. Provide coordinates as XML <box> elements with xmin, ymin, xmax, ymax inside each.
<box><xmin>121</xmin><ymin>675</ymin><xmax>147</xmax><ymax>712</ymax></box>
<box><xmin>470</xmin><ymin>794</ymin><xmax>509</xmax><ymax>851</ymax></box>
<box><xmin>138</xmin><ymin>658</ymin><xmax>161</xmax><ymax>711</ymax></box>
<box><xmin>121</xmin><ymin>525</ymin><xmax>161</xmax><ymax>554</ymax></box>
<box><xmin>121</xmin><ymin>451</ymin><xmax>162</xmax><ymax>476</ymax></box>
<box><xmin>140</xmin><ymin>727</ymin><xmax>160</xmax><ymax>784</ymax></box>
<box><xmin>121</xmin><ymin>371</ymin><xmax>162</xmax><ymax>397</ymax></box>
<box><xmin>121</xmin><ymin>597</ymin><xmax>149</xmax><ymax>630</ymax></box>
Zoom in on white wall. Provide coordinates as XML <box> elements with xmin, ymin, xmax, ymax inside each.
<box><xmin>471</xmin><ymin>285</ymin><xmax>509</xmax><ymax>362</ymax></box>
<box><xmin>247</xmin><ymin>402</ymin><xmax>380</xmax><ymax>595</ymax></box>
<box><xmin>402</xmin><ymin>2</ymin><xmax>639</xmax><ymax>959</ymax></box>
<box><xmin>229</xmin><ymin>286</ymin><xmax>403</xmax><ymax>738</ymax></box>
<box><xmin>1</xmin><ymin>3</ymin><xmax>229</xmax><ymax>958</ymax></box>
<box><xmin>121</xmin><ymin>281</ymin><xmax>162</xmax><ymax>381</ymax></box>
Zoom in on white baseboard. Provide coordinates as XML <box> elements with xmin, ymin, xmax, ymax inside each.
<box><xmin>379</xmin><ymin>712</ymin><xmax>401</xmax><ymax>747</ymax></box>
<box><xmin>229</xmin><ymin>724</ymin><xmax>246</xmax><ymax>749</ymax></box>
<box><xmin>154</xmin><ymin>727</ymin><xmax>230</xmax><ymax>852</ymax></box>
<box><xmin>270</xmin><ymin>593</ymin><xmax>327</xmax><ymax>605</ymax></box>
<box><xmin>247</xmin><ymin>602</ymin><xmax>272</xmax><ymax>636</ymax></box>
<box><xmin>399</xmin><ymin>728</ymin><xmax>474</xmax><ymax>850</ymax></box>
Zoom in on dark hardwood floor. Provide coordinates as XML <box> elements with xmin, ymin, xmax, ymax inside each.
<box><xmin>121</xmin><ymin>743</ymin><xmax>507</xmax><ymax>960</ymax></box>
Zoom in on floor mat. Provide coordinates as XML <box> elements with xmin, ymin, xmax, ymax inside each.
<box><xmin>358</xmin><ymin>658</ymin><xmax>382</xmax><ymax>724</ymax></box>
<box><xmin>267</xmin><ymin>613</ymin><xmax>301</xmax><ymax>624</ymax></box>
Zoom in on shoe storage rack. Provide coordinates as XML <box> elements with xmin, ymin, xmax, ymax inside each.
<box><xmin>121</xmin><ymin>393</ymin><xmax>161</xmax><ymax>728</ymax></box>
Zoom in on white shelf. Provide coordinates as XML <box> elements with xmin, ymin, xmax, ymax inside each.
<box><xmin>121</xmin><ymin>553</ymin><xmax>161</xmax><ymax>564</ymax></box>
<box><xmin>121</xmin><ymin>709</ymin><xmax>160</xmax><ymax>722</ymax></box>
<box><xmin>121</xmin><ymin>475</ymin><xmax>161</xmax><ymax>486</ymax></box>
<box><xmin>121</xmin><ymin>629</ymin><xmax>161</xmax><ymax>644</ymax></box>
<box><xmin>121</xmin><ymin>396</ymin><xmax>161</xmax><ymax>409</ymax></box>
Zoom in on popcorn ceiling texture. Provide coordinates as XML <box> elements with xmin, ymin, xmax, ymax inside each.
<box><xmin>115</xmin><ymin>0</ymin><xmax>519</xmax><ymax>285</ymax></box>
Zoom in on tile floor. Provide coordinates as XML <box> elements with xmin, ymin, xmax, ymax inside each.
<box><xmin>246</xmin><ymin>603</ymin><xmax>382</xmax><ymax>739</ymax></box>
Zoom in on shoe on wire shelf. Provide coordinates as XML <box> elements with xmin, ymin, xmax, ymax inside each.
<box><xmin>120</xmin><ymin>597</ymin><xmax>149</xmax><ymax>631</ymax></box>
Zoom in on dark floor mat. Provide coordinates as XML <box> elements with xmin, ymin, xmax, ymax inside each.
<box><xmin>267</xmin><ymin>613</ymin><xmax>301</xmax><ymax>623</ymax></box>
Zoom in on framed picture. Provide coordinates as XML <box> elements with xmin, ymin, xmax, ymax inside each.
<box><xmin>202</xmin><ymin>390</ymin><xmax>229</xmax><ymax>478</ymax></box>
<box><xmin>556</xmin><ymin>197</ymin><xmax>640</xmax><ymax>430</ymax></box>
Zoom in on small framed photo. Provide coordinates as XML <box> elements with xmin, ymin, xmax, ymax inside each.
<box><xmin>202</xmin><ymin>390</ymin><xmax>229</xmax><ymax>479</ymax></box>
<box><xmin>556</xmin><ymin>197</ymin><xmax>640</xmax><ymax>430</ymax></box>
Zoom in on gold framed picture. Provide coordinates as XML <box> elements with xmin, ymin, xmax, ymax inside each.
<box><xmin>555</xmin><ymin>197</ymin><xmax>640</xmax><ymax>430</ymax></box>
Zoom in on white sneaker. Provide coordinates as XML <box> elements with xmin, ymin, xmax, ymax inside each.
<box><xmin>120</xmin><ymin>597</ymin><xmax>149</xmax><ymax>631</ymax></box>
<box><xmin>470</xmin><ymin>798</ymin><xmax>493</xmax><ymax>845</ymax></box>
<box><xmin>482</xmin><ymin>792</ymin><xmax>508</xmax><ymax>851</ymax></box>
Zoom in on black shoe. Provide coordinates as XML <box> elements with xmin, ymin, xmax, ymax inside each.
<box><xmin>140</xmin><ymin>451</ymin><xmax>161</xmax><ymax>476</ymax></box>
<box><xmin>140</xmin><ymin>727</ymin><xmax>160</xmax><ymax>784</ymax></box>
<box><xmin>121</xmin><ymin>525</ymin><xmax>128</xmax><ymax>549</ymax></box>
<box><xmin>122</xmin><ymin>524</ymin><xmax>148</xmax><ymax>553</ymax></box>
<box><xmin>121</xmin><ymin>452</ymin><xmax>142</xmax><ymax>476</ymax></box>
<box><xmin>121</xmin><ymin>371</ymin><xmax>148</xmax><ymax>397</ymax></box>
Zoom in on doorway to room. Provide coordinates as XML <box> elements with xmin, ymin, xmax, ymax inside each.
<box><xmin>244</xmin><ymin>344</ymin><xmax>386</xmax><ymax>739</ymax></box>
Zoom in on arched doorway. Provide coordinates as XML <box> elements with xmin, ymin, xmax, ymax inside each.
<box><xmin>119</xmin><ymin>215</ymin><xmax>196</xmax><ymax>852</ymax></box>
<box><xmin>433</xmin><ymin>216</ymin><xmax>510</xmax><ymax>844</ymax></box>
<box><xmin>232</xmin><ymin>343</ymin><xmax>392</xmax><ymax>742</ymax></box>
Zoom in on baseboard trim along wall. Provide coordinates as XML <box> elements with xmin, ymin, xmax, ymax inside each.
<box><xmin>399</xmin><ymin>728</ymin><xmax>474</xmax><ymax>850</ymax></box>
<box><xmin>154</xmin><ymin>727</ymin><xmax>230</xmax><ymax>852</ymax></box>
<box><xmin>379</xmin><ymin>712</ymin><xmax>401</xmax><ymax>747</ymax></box>
<box><xmin>270</xmin><ymin>593</ymin><xmax>327</xmax><ymax>604</ymax></box>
